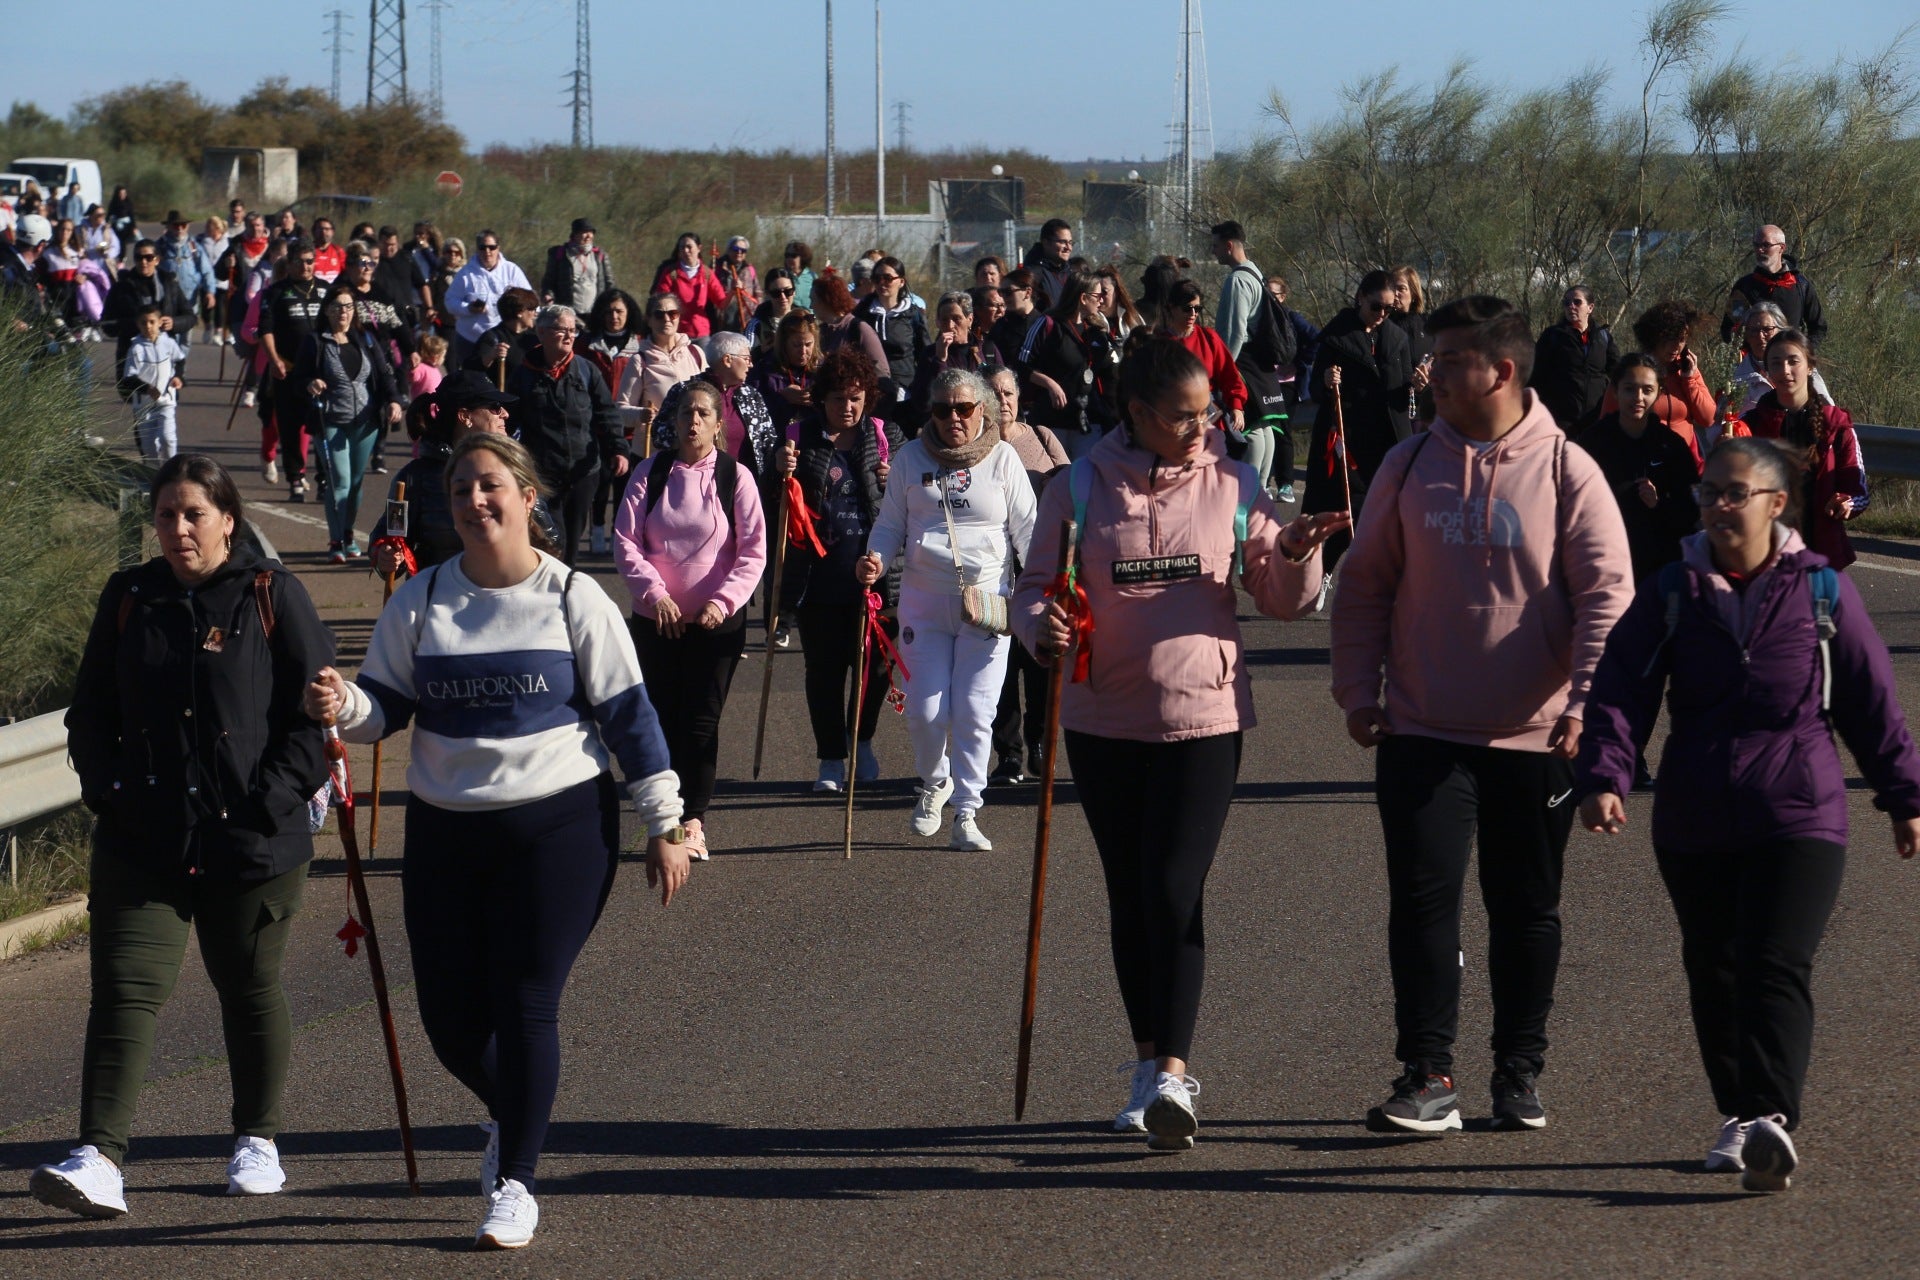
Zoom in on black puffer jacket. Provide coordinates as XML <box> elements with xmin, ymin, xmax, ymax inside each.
<box><xmin>66</xmin><ymin>546</ymin><xmax>334</xmax><ymax>879</ymax></box>
<box><xmin>780</xmin><ymin>412</ymin><xmax>905</xmax><ymax>611</ymax></box>
<box><xmin>1531</xmin><ymin>320</ymin><xmax>1618</xmax><ymax>434</ymax></box>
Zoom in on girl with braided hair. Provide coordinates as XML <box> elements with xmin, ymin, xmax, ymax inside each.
<box><xmin>1740</xmin><ymin>330</ymin><xmax>1865</xmax><ymax>570</ymax></box>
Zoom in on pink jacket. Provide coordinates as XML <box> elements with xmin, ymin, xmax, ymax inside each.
<box><xmin>1331</xmin><ymin>392</ymin><xmax>1634</xmax><ymax>751</ymax></box>
<box><xmin>1013</xmin><ymin>427</ymin><xmax>1322</xmax><ymax>742</ymax></box>
<box><xmin>613</xmin><ymin>450</ymin><xmax>768</xmax><ymax>620</ymax></box>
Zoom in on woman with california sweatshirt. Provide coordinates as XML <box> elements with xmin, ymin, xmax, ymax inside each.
<box><xmin>774</xmin><ymin>346</ymin><xmax>907</xmax><ymax>793</ymax></box>
<box><xmin>615</xmin><ymin>381</ymin><xmax>769</xmax><ymax>860</ymax></box>
<box><xmin>859</xmin><ymin>368</ymin><xmax>1037</xmax><ymax>852</ymax></box>
<box><xmin>1576</xmin><ymin>437</ymin><xmax>1920</xmax><ymax>1192</ymax></box>
<box><xmin>1740</xmin><ymin>329</ymin><xmax>1866</xmax><ymax>572</ymax></box>
<box><xmin>1332</xmin><ymin>296</ymin><xmax>1634</xmax><ymax>1137</ymax></box>
<box><xmin>1015</xmin><ymin>336</ymin><xmax>1348</xmax><ymax>1153</ymax></box>
<box><xmin>303</xmin><ymin>432</ymin><xmax>688</xmax><ymax>1250</ymax></box>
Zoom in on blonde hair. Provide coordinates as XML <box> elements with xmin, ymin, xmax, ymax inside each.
<box><xmin>1391</xmin><ymin>265</ymin><xmax>1427</xmax><ymax>315</ymax></box>
<box><xmin>446</xmin><ymin>433</ymin><xmax>558</xmax><ymax>555</ymax></box>
<box><xmin>205</xmin><ymin>214</ymin><xmax>228</xmax><ymax>238</ymax></box>
<box><xmin>418</xmin><ymin>334</ymin><xmax>449</xmax><ymax>367</ymax></box>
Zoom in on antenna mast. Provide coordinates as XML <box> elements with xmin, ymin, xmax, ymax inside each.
<box><xmin>568</xmin><ymin>0</ymin><xmax>593</xmax><ymax>149</ymax></box>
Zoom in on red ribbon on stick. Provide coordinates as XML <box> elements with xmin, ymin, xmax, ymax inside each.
<box><xmin>1043</xmin><ymin>570</ymin><xmax>1094</xmax><ymax>683</ymax></box>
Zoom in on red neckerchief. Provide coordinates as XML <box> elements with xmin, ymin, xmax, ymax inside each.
<box><xmin>1755</xmin><ymin>266</ymin><xmax>1799</xmax><ymax>289</ymax></box>
<box><xmin>535</xmin><ymin>350</ymin><xmax>574</xmax><ymax>382</ymax></box>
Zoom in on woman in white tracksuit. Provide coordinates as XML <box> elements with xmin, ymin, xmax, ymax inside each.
<box><xmin>859</xmin><ymin>368</ymin><xmax>1037</xmax><ymax>851</ymax></box>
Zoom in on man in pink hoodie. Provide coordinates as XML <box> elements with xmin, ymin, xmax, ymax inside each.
<box><xmin>1331</xmin><ymin>295</ymin><xmax>1633</xmax><ymax>1136</ymax></box>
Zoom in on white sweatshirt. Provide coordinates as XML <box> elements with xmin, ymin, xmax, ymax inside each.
<box><xmin>866</xmin><ymin>437</ymin><xmax>1037</xmax><ymax>596</ymax></box>
<box><xmin>443</xmin><ymin>255</ymin><xmax>533</xmax><ymax>341</ymax></box>
<box><xmin>334</xmin><ymin>551</ymin><xmax>682</xmax><ymax>832</ymax></box>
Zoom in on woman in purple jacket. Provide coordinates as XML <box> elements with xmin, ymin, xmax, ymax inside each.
<box><xmin>1575</xmin><ymin>437</ymin><xmax>1920</xmax><ymax>1194</ymax></box>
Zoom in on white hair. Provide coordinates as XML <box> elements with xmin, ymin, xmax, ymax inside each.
<box><xmin>708</xmin><ymin>330</ymin><xmax>752</xmax><ymax>361</ymax></box>
<box><xmin>534</xmin><ymin>304</ymin><xmax>578</xmax><ymax>332</ymax></box>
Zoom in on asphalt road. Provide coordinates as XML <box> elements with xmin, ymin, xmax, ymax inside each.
<box><xmin>2</xmin><ymin>358</ymin><xmax>1918</xmax><ymax>1278</ymax></box>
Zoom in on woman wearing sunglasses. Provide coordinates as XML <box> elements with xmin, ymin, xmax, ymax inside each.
<box><xmin>1576</xmin><ymin>436</ymin><xmax>1920</xmax><ymax>1193</ymax></box>
<box><xmin>857</xmin><ymin>369</ymin><xmax>1037</xmax><ymax>851</ymax></box>
<box><xmin>616</xmin><ymin>292</ymin><xmax>708</xmax><ymax>441</ymax></box>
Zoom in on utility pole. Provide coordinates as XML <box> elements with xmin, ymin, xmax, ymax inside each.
<box><xmin>875</xmin><ymin>1</ymin><xmax>885</xmax><ymax>230</ymax></box>
<box><xmin>423</xmin><ymin>0</ymin><xmax>449</xmax><ymax>116</ymax></box>
<box><xmin>366</xmin><ymin>0</ymin><xmax>409</xmax><ymax>108</ymax></box>
<box><xmin>326</xmin><ymin>10</ymin><xmax>349</xmax><ymax>103</ymax></box>
<box><xmin>825</xmin><ymin>0</ymin><xmax>836</xmax><ymax>221</ymax></box>
<box><xmin>567</xmin><ymin>0</ymin><xmax>593</xmax><ymax>149</ymax></box>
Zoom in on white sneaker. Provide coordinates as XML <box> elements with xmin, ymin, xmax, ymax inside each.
<box><xmin>476</xmin><ymin>1177</ymin><xmax>538</xmax><ymax>1249</ymax></box>
<box><xmin>1114</xmin><ymin>1059</ymin><xmax>1156</xmax><ymax>1133</ymax></box>
<box><xmin>911</xmin><ymin>777</ymin><xmax>954</xmax><ymax>836</ymax></box>
<box><xmin>263</xmin><ymin>458</ymin><xmax>279</xmax><ymax>484</ymax></box>
<box><xmin>479</xmin><ymin>1120</ymin><xmax>500</xmax><ymax>1199</ymax></box>
<box><xmin>30</xmin><ymin>1145</ymin><xmax>128</xmax><ymax>1218</ymax></box>
<box><xmin>1144</xmin><ymin>1072</ymin><xmax>1201</xmax><ymax>1152</ymax></box>
<box><xmin>240</xmin><ymin>389</ymin><xmax>256</xmax><ymax>408</ymax></box>
<box><xmin>226</xmin><ymin>1135</ymin><xmax>285</xmax><ymax>1195</ymax></box>
<box><xmin>589</xmin><ymin>525</ymin><xmax>608</xmax><ymax>554</ymax></box>
<box><xmin>1312</xmin><ymin>571</ymin><xmax>1334</xmax><ymax>615</ymax></box>
<box><xmin>1706</xmin><ymin>1116</ymin><xmax>1752</xmax><ymax>1172</ymax></box>
<box><xmin>950</xmin><ymin>811</ymin><xmax>992</xmax><ymax>851</ymax></box>
<box><xmin>855</xmin><ymin>740</ymin><xmax>881</xmax><ymax>783</ymax></box>
<box><xmin>813</xmin><ymin>758</ymin><xmax>845</xmax><ymax>793</ymax></box>
<box><xmin>1740</xmin><ymin>1115</ymin><xmax>1798</xmax><ymax>1192</ymax></box>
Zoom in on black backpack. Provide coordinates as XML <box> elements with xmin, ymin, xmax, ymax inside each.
<box><xmin>1237</xmin><ymin>265</ymin><xmax>1298</xmax><ymax>372</ymax></box>
<box><xmin>644</xmin><ymin>447</ymin><xmax>740</xmax><ymax>538</ymax></box>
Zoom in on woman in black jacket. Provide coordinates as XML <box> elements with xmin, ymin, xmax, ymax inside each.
<box><xmin>505</xmin><ymin>304</ymin><xmax>631</xmax><ymax>565</ymax></box>
<box><xmin>773</xmin><ymin>345</ymin><xmax>905</xmax><ymax>792</ymax></box>
<box><xmin>295</xmin><ymin>285</ymin><xmax>407</xmax><ymax>563</ymax></box>
<box><xmin>853</xmin><ymin>255</ymin><xmax>929</xmax><ymax>411</ymax></box>
<box><xmin>1531</xmin><ymin>285</ymin><xmax>1619</xmax><ymax>433</ymax></box>
<box><xmin>1306</xmin><ymin>270</ymin><xmax>1415</xmax><ymax>576</ymax></box>
<box><xmin>1574</xmin><ymin>353</ymin><xmax>1700</xmax><ymax>583</ymax></box>
<box><xmin>34</xmin><ymin>455</ymin><xmax>333</xmax><ymax>1219</ymax></box>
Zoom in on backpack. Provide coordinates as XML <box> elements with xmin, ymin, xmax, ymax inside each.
<box><xmin>643</xmin><ymin>447</ymin><xmax>740</xmax><ymax>539</ymax></box>
<box><xmin>1068</xmin><ymin>454</ymin><xmax>1259</xmax><ymax>577</ymax></box>
<box><xmin>1647</xmin><ymin>560</ymin><xmax>1840</xmax><ymax>711</ymax></box>
<box><xmin>1235</xmin><ymin>264</ymin><xmax>1298</xmax><ymax>372</ymax></box>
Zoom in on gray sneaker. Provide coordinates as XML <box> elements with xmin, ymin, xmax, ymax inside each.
<box><xmin>1489</xmin><ymin>1061</ymin><xmax>1546</xmax><ymax>1131</ymax></box>
<box><xmin>1740</xmin><ymin>1115</ymin><xmax>1797</xmax><ymax>1192</ymax></box>
<box><xmin>1365</xmin><ymin>1064</ymin><xmax>1462</xmax><ymax>1135</ymax></box>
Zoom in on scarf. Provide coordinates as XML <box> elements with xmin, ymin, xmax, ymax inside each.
<box><xmin>923</xmin><ymin>418</ymin><xmax>1002</xmax><ymax>471</ymax></box>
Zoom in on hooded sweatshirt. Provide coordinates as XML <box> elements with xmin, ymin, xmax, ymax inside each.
<box><xmin>1331</xmin><ymin>391</ymin><xmax>1635</xmax><ymax>752</ymax></box>
<box><xmin>866</xmin><ymin>436</ymin><xmax>1037</xmax><ymax>598</ymax></box>
<box><xmin>1013</xmin><ymin>427</ymin><xmax>1323</xmax><ymax>742</ymax></box>
<box><xmin>1576</xmin><ymin>527</ymin><xmax>1920</xmax><ymax>852</ymax></box>
<box><xmin>613</xmin><ymin>449</ymin><xmax>769</xmax><ymax>622</ymax></box>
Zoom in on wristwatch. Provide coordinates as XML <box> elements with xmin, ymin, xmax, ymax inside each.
<box><xmin>659</xmin><ymin>825</ymin><xmax>688</xmax><ymax>845</ymax></box>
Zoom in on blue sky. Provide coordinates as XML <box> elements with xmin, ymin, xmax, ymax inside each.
<box><xmin>15</xmin><ymin>1</ymin><xmax>1915</xmax><ymax>159</ymax></box>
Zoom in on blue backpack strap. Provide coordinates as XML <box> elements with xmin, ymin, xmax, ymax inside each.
<box><xmin>1644</xmin><ymin>560</ymin><xmax>1688</xmax><ymax>679</ymax></box>
<box><xmin>1809</xmin><ymin>565</ymin><xmax>1839</xmax><ymax>713</ymax></box>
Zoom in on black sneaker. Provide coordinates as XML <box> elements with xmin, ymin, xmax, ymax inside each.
<box><xmin>1026</xmin><ymin>741</ymin><xmax>1047</xmax><ymax>780</ymax></box>
<box><xmin>1365</xmin><ymin>1064</ymin><xmax>1462</xmax><ymax>1135</ymax></box>
<box><xmin>1489</xmin><ymin>1061</ymin><xmax>1547</xmax><ymax>1131</ymax></box>
<box><xmin>988</xmin><ymin>755</ymin><xmax>1027</xmax><ymax>787</ymax></box>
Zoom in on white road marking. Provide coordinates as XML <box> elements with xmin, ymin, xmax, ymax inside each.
<box><xmin>1851</xmin><ymin>556</ymin><xmax>1920</xmax><ymax>578</ymax></box>
<box><xmin>1314</xmin><ymin>1195</ymin><xmax>1510</xmax><ymax>1280</ymax></box>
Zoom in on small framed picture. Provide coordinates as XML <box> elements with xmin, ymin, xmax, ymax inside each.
<box><xmin>385</xmin><ymin>498</ymin><xmax>409</xmax><ymax>539</ymax></box>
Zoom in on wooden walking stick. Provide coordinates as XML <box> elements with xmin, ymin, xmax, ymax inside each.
<box><xmin>321</xmin><ymin>716</ymin><xmax>421</xmax><ymax>1192</ymax></box>
<box><xmin>751</xmin><ymin>479</ymin><xmax>792</xmax><ymax>780</ymax></box>
<box><xmin>366</xmin><ymin>483</ymin><xmax>406</xmax><ymax>857</ymax></box>
<box><xmin>494</xmin><ymin>342</ymin><xmax>507</xmax><ymax>392</ymax></box>
<box><xmin>1015</xmin><ymin>517</ymin><xmax>1080</xmax><ymax>1120</ymax></box>
<box><xmin>1331</xmin><ymin>382</ymin><xmax>1354</xmax><ymax>516</ymax></box>
<box><xmin>221</xmin><ymin>364</ymin><xmax>248</xmax><ymax>432</ymax></box>
<box><xmin>844</xmin><ymin>596</ymin><xmax>873</xmax><ymax>860</ymax></box>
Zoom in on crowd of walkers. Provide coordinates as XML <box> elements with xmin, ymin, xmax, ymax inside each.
<box><xmin>19</xmin><ymin>199</ymin><xmax>1918</xmax><ymax>1248</ymax></box>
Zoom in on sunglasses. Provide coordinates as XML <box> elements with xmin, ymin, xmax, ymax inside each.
<box><xmin>873</xmin><ymin>273</ymin><xmax>900</xmax><ymax>284</ymax></box>
<box><xmin>651</xmin><ymin>309</ymin><xmax>680</xmax><ymax>319</ymax></box>
<box><xmin>298</xmin><ymin>258</ymin><xmax>316</xmax><ymax>266</ymax></box>
<box><xmin>769</xmin><ymin>287</ymin><xmax>795</xmax><ymax>297</ymax></box>
<box><xmin>930</xmin><ymin>401</ymin><xmax>979</xmax><ymax>420</ymax></box>
<box><xmin>134</xmin><ymin>253</ymin><xmax>157</xmax><ymax>261</ymax></box>
<box><xmin>478</xmin><ymin>243</ymin><xmax>500</xmax><ymax>251</ymax></box>
<box><xmin>1179</xmin><ymin>302</ymin><xmax>1203</xmax><ymax>313</ymax></box>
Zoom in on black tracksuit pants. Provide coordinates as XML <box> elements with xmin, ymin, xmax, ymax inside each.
<box><xmin>991</xmin><ymin>637</ymin><xmax>1048</xmax><ymax>763</ymax></box>
<box><xmin>1375</xmin><ymin>734</ymin><xmax>1575</xmax><ymax>1077</ymax></box>
<box><xmin>795</xmin><ymin>599</ymin><xmax>892</xmax><ymax>761</ymax></box>
<box><xmin>1066</xmin><ymin>730</ymin><xmax>1242</xmax><ymax>1063</ymax></box>
<box><xmin>1656</xmin><ymin>837</ymin><xmax>1845</xmax><ymax>1129</ymax></box>
<box><xmin>630</xmin><ymin>614</ymin><xmax>748</xmax><ymax>822</ymax></box>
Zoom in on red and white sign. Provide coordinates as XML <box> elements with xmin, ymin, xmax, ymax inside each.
<box><xmin>435</xmin><ymin>170</ymin><xmax>463</xmax><ymax>197</ymax></box>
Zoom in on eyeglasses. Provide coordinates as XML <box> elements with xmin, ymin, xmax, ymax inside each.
<box><xmin>134</xmin><ymin>253</ymin><xmax>157</xmax><ymax>261</ymax></box>
<box><xmin>1359</xmin><ymin>299</ymin><xmax>1389</xmax><ymax>314</ymax></box>
<box><xmin>549</xmin><ymin>327</ymin><xmax>578</xmax><ymax>337</ymax></box>
<box><xmin>1179</xmin><ymin>302</ymin><xmax>1203</xmax><ymax>313</ymax></box>
<box><xmin>651</xmin><ymin>309</ymin><xmax>680</xmax><ymax>320</ymax></box>
<box><xmin>350</xmin><ymin>260</ymin><xmax>374</xmax><ymax>270</ymax></box>
<box><xmin>298</xmin><ymin>258</ymin><xmax>316</xmax><ymax>266</ymax></box>
<box><xmin>478</xmin><ymin>243</ymin><xmax>500</xmax><ymax>251</ymax></box>
<box><xmin>1753</xmin><ymin>241</ymin><xmax>1785</xmax><ymax>250</ymax></box>
<box><xmin>929</xmin><ymin>401</ymin><xmax>979</xmax><ymax>420</ymax></box>
<box><xmin>769</xmin><ymin>287</ymin><xmax>795</xmax><ymax>297</ymax></box>
<box><xmin>1692</xmin><ymin>484</ymin><xmax>1782</xmax><ymax>509</ymax></box>
<box><xmin>873</xmin><ymin>273</ymin><xmax>900</xmax><ymax>284</ymax></box>
<box><xmin>1141</xmin><ymin>401</ymin><xmax>1223</xmax><ymax>434</ymax></box>
<box><xmin>1049</xmin><ymin>237</ymin><xmax>1074</xmax><ymax>247</ymax></box>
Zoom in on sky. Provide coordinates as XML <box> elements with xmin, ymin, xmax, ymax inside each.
<box><xmin>12</xmin><ymin>1</ymin><xmax>1916</xmax><ymax>160</ymax></box>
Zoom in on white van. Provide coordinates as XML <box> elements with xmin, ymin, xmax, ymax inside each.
<box><xmin>10</xmin><ymin>158</ymin><xmax>103</xmax><ymax>212</ymax></box>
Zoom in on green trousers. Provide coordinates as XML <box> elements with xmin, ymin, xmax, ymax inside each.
<box><xmin>79</xmin><ymin>850</ymin><xmax>308</xmax><ymax>1165</ymax></box>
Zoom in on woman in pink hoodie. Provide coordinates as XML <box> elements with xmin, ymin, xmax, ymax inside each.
<box><xmin>1014</xmin><ymin>336</ymin><xmax>1347</xmax><ymax>1154</ymax></box>
<box><xmin>614</xmin><ymin>382</ymin><xmax>768</xmax><ymax>860</ymax></box>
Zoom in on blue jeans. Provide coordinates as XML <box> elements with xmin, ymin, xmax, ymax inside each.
<box><xmin>320</xmin><ymin>413</ymin><xmax>380</xmax><ymax>546</ymax></box>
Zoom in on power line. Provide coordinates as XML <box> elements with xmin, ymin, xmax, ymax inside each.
<box><xmin>366</xmin><ymin>0</ymin><xmax>409</xmax><ymax>108</ymax></box>
<box><xmin>423</xmin><ymin>0</ymin><xmax>451</xmax><ymax>116</ymax></box>
<box><xmin>325</xmin><ymin>10</ymin><xmax>351</xmax><ymax>104</ymax></box>
<box><xmin>567</xmin><ymin>0</ymin><xmax>593</xmax><ymax>149</ymax></box>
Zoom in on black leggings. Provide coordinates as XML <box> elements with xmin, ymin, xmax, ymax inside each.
<box><xmin>795</xmin><ymin>599</ymin><xmax>893</xmax><ymax>761</ymax></box>
<box><xmin>1375</xmin><ymin>734</ymin><xmax>1575</xmax><ymax>1076</ymax></box>
<box><xmin>1657</xmin><ymin>837</ymin><xmax>1844</xmax><ymax>1129</ymax></box>
<box><xmin>1065</xmin><ymin>730</ymin><xmax>1242</xmax><ymax>1063</ymax></box>
<box><xmin>402</xmin><ymin>774</ymin><xmax>619</xmax><ymax>1194</ymax></box>
<box><xmin>543</xmin><ymin>463</ymin><xmax>600</xmax><ymax>566</ymax></box>
<box><xmin>630</xmin><ymin>614</ymin><xmax>748</xmax><ymax>822</ymax></box>
<box><xmin>992</xmin><ymin>637</ymin><xmax>1048</xmax><ymax>761</ymax></box>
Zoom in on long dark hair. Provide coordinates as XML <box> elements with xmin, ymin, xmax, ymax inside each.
<box><xmin>587</xmin><ymin>287</ymin><xmax>642</xmax><ymax>341</ymax></box>
<box><xmin>1763</xmin><ymin>329</ymin><xmax>1832</xmax><ymax>473</ymax></box>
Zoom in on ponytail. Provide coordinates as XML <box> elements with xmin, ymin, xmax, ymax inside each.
<box><xmin>1118</xmin><ymin>331</ymin><xmax>1209</xmax><ymax>422</ymax></box>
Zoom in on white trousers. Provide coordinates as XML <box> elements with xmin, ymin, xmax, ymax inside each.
<box><xmin>897</xmin><ymin>585</ymin><xmax>1011</xmax><ymax>816</ymax></box>
<box><xmin>135</xmin><ymin>402</ymin><xmax>178</xmax><ymax>461</ymax></box>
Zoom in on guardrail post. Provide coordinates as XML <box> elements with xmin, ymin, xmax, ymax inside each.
<box><xmin>118</xmin><ymin>486</ymin><xmax>145</xmax><ymax>569</ymax></box>
<box><xmin>0</xmin><ymin>714</ymin><xmax>13</xmax><ymax>891</ymax></box>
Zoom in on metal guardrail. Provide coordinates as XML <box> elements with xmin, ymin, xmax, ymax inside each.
<box><xmin>1853</xmin><ymin>426</ymin><xmax>1920</xmax><ymax>482</ymax></box>
<box><xmin>0</xmin><ymin>711</ymin><xmax>81</xmax><ymax>832</ymax></box>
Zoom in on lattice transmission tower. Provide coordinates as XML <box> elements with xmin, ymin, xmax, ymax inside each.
<box><xmin>326</xmin><ymin>10</ymin><xmax>350</xmax><ymax>103</ymax></box>
<box><xmin>423</xmin><ymin>0</ymin><xmax>450</xmax><ymax>116</ymax></box>
<box><xmin>366</xmin><ymin>0</ymin><xmax>409</xmax><ymax>108</ymax></box>
<box><xmin>566</xmin><ymin>0</ymin><xmax>593</xmax><ymax>149</ymax></box>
